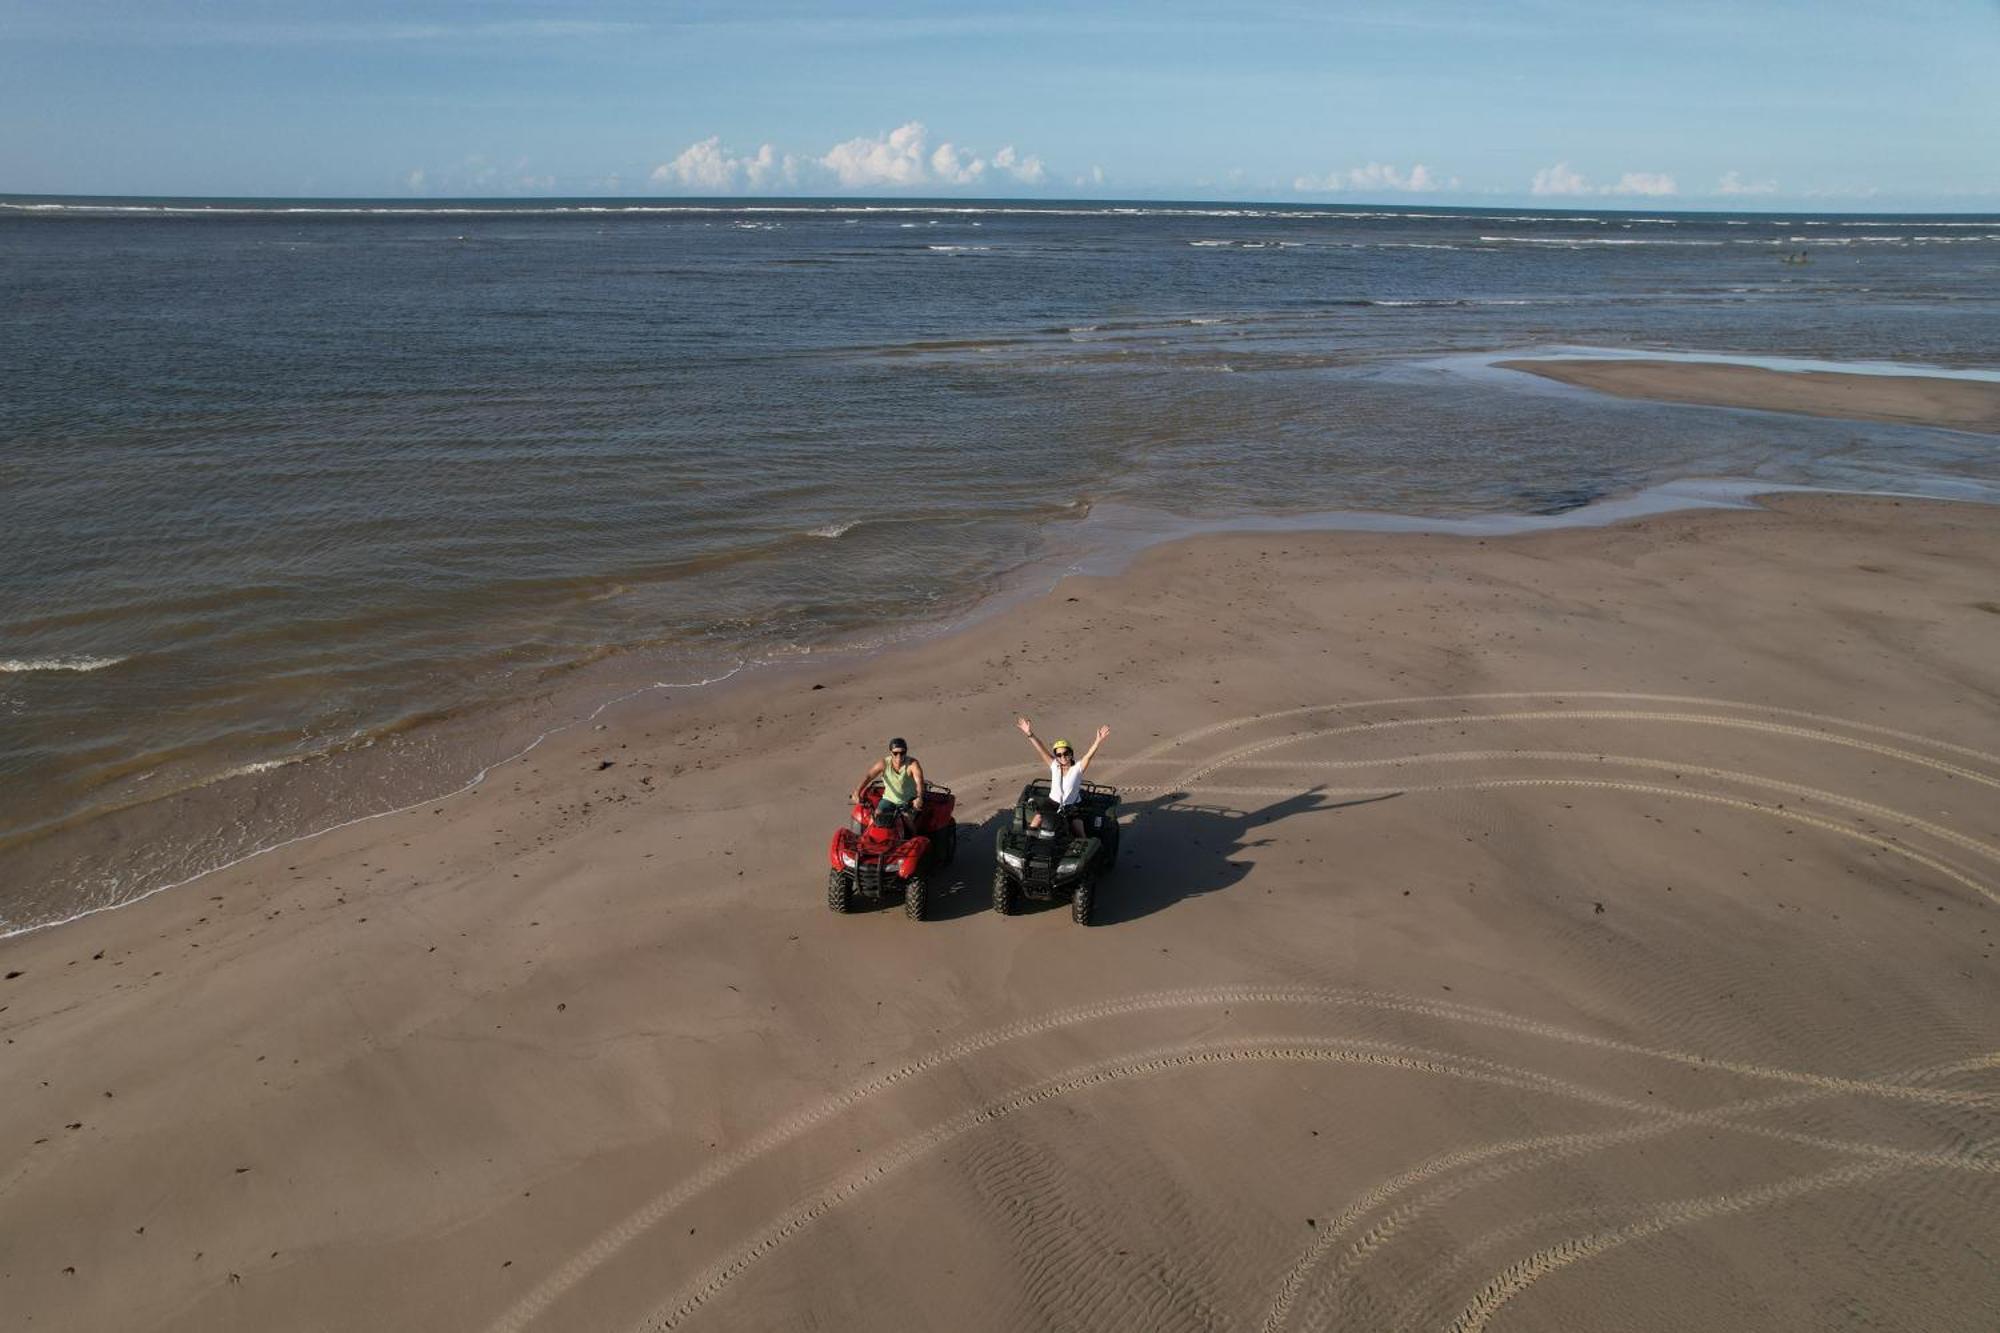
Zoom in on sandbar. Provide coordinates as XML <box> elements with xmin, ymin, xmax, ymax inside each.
<box><xmin>2</xmin><ymin>493</ymin><xmax>1997</xmax><ymax>1330</ymax></box>
<box><xmin>1499</xmin><ymin>357</ymin><xmax>2000</xmax><ymax>433</ymax></box>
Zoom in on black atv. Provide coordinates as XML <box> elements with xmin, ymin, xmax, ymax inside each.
<box><xmin>992</xmin><ymin>778</ymin><xmax>1121</xmax><ymax>925</ymax></box>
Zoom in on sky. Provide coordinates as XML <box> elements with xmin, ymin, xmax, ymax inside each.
<box><xmin>2</xmin><ymin>1</ymin><xmax>1996</xmax><ymax>209</ymax></box>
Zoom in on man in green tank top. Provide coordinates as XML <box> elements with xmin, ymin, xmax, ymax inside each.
<box><xmin>853</xmin><ymin>737</ymin><xmax>926</xmax><ymax>825</ymax></box>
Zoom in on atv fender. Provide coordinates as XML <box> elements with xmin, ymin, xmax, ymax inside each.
<box><xmin>829</xmin><ymin>829</ymin><xmax>858</xmax><ymax>868</ymax></box>
<box><xmin>894</xmin><ymin>837</ymin><xmax>930</xmax><ymax>880</ymax></box>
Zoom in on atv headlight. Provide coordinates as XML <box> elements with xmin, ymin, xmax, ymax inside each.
<box><xmin>842</xmin><ymin>853</ymin><xmax>857</xmax><ymax>868</ymax></box>
<box><xmin>1056</xmin><ymin>858</ymin><xmax>1081</xmax><ymax>878</ymax></box>
<box><xmin>999</xmin><ymin>851</ymin><xmax>1024</xmax><ymax>869</ymax></box>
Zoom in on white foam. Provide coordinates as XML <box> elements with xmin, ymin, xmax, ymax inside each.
<box><xmin>217</xmin><ymin>756</ymin><xmax>305</xmax><ymax>780</ymax></box>
<box><xmin>808</xmin><ymin>521</ymin><xmax>858</xmax><ymax>538</ymax></box>
<box><xmin>1480</xmin><ymin>236</ymin><xmax>1727</xmax><ymax>247</ymax></box>
<box><xmin>925</xmin><ymin>244</ymin><xmax>990</xmax><ymax>252</ymax></box>
<box><xmin>1365</xmin><ymin>298</ymin><xmax>1536</xmax><ymax>308</ymax></box>
<box><xmin>0</xmin><ymin>655</ymin><xmax>126</xmax><ymax>673</ymax></box>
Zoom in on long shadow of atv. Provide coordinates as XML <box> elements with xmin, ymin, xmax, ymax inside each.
<box><xmin>1091</xmin><ymin>787</ymin><xmax>1399</xmax><ymax>925</ymax></box>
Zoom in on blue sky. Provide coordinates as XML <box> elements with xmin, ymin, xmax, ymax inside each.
<box><xmin>2</xmin><ymin>1</ymin><xmax>1995</xmax><ymax>208</ymax></box>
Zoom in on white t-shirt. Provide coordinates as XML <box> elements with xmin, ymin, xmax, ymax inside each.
<box><xmin>1049</xmin><ymin>758</ymin><xmax>1084</xmax><ymax>808</ymax></box>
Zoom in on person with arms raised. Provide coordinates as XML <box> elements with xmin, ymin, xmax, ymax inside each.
<box><xmin>1015</xmin><ymin>716</ymin><xmax>1110</xmax><ymax>838</ymax></box>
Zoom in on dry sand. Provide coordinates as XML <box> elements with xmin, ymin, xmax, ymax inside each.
<box><xmin>3</xmin><ymin>493</ymin><xmax>1997</xmax><ymax>1332</ymax></box>
<box><xmin>1498</xmin><ymin>357</ymin><xmax>2000</xmax><ymax>435</ymax></box>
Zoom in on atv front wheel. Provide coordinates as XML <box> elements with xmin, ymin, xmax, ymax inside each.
<box><xmin>992</xmin><ymin>866</ymin><xmax>1019</xmax><ymax>915</ymax></box>
<box><xmin>827</xmin><ymin>869</ymin><xmax>853</xmax><ymax>914</ymax></box>
<box><xmin>1071</xmin><ymin>872</ymin><xmax>1095</xmax><ymax>926</ymax></box>
<box><xmin>903</xmin><ymin>874</ymin><xmax>927</xmax><ymax>921</ymax></box>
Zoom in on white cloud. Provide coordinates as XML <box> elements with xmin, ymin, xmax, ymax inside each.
<box><xmin>822</xmin><ymin>121</ymin><xmax>932</xmax><ymax>188</ymax></box>
<box><xmin>1293</xmin><ymin>162</ymin><xmax>1446</xmax><ymax>193</ymax></box>
<box><xmin>1610</xmin><ymin>171</ymin><xmax>1677</xmax><ymax>196</ymax></box>
<box><xmin>404</xmin><ymin>168</ymin><xmax>426</xmax><ymax>193</ymax></box>
<box><xmin>652</xmin><ymin>137</ymin><xmax>795</xmax><ymax>192</ymax></box>
<box><xmin>1716</xmin><ymin>170</ymin><xmax>1778</xmax><ymax>196</ymax></box>
<box><xmin>929</xmin><ymin>142</ymin><xmax>987</xmax><ymax>185</ymax></box>
<box><xmin>1530</xmin><ymin>161</ymin><xmax>1590</xmax><ymax>196</ymax></box>
<box><xmin>653</xmin><ymin>123</ymin><xmax>1049</xmax><ymax>193</ymax></box>
<box><xmin>1532</xmin><ymin>162</ymin><xmax>1677</xmax><ymax>197</ymax></box>
<box><xmin>742</xmin><ymin>143</ymin><xmax>796</xmax><ymax>189</ymax></box>
<box><xmin>992</xmin><ymin>145</ymin><xmax>1046</xmax><ymax>185</ymax></box>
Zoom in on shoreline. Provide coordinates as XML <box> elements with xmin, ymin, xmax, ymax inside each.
<box><xmin>3</xmin><ymin>490</ymin><xmax>1995</xmax><ymax>1329</ymax></box>
<box><xmin>1498</xmin><ymin>356</ymin><xmax>2000</xmax><ymax>434</ymax></box>
<box><xmin>12</xmin><ymin>326</ymin><xmax>2000</xmax><ymax>936</ymax></box>
<box><xmin>0</xmin><ymin>477</ymin><xmax>1867</xmax><ymax>942</ymax></box>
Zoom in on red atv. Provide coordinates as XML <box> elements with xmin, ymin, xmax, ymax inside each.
<box><xmin>828</xmin><ymin>782</ymin><xmax>958</xmax><ymax>920</ymax></box>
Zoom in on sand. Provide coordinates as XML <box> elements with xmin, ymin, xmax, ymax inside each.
<box><xmin>1498</xmin><ymin>357</ymin><xmax>2000</xmax><ymax>435</ymax></box>
<box><xmin>3</xmin><ymin>493</ymin><xmax>1997</xmax><ymax>1332</ymax></box>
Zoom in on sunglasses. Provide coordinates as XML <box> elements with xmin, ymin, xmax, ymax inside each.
<box><xmin>889</xmin><ymin>750</ymin><xmax>906</xmax><ymax>757</ymax></box>
<box><xmin>1054</xmin><ymin>750</ymin><xmax>1073</xmax><ymax>759</ymax></box>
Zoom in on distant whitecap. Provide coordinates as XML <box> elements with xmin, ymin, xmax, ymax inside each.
<box><xmin>0</xmin><ymin>656</ymin><xmax>127</xmax><ymax>673</ymax></box>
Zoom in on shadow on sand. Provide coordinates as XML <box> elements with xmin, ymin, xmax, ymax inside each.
<box><xmin>914</xmin><ymin>807</ymin><xmax>1013</xmax><ymax>922</ymax></box>
<box><xmin>900</xmin><ymin>787</ymin><xmax>1399</xmax><ymax>925</ymax></box>
<box><xmin>1089</xmin><ymin>788</ymin><xmax>1402</xmax><ymax>926</ymax></box>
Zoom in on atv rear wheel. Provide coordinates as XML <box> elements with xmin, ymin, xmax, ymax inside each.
<box><xmin>1071</xmin><ymin>871</ymin><xmax>1095</xmax><ymax>926</ymax></box>
<box><xmin>903</xmin><ymin>873</ymin><xmax>927</xmax><ymax>921</ymax></box>
<box><xmin>827</xmin><ymin>868</ymin><xmax>853</xmax><ymax>914</ymax></box>
<box><xmin>992</xmin><ymin>866</ymin><xmax>1019</xmax><ymax>915</ymax></box>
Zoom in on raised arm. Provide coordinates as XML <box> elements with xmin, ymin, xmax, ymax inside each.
<box><xmin>1075</xmin><ymin>724</ymin><xmax>1112</xmax><ymax>773</ymax></box>
<box><xmin>853</xmin><ymin>758</ymin><xmax>885</xmax><ymax>802</ymax></box>
<box><xmin>1015</xmin><ymin>715</ymin><xmax>1053</xmax><ymax>765</ymax></box>
<box><xmin>909</xmin><ymin>759</ymin><xmax>927</xmax><ymax>805</ymax></box>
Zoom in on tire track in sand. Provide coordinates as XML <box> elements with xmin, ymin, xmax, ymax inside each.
<box><xmin>935</xmin><ymin>693</ymin><xmax>2000</xmax><ymax>820</ymax></box>
<box><xmin>487</xmin><ymin>978</ymin><xmax>1998</xmax><ymax>1333</ymax></box>
<box><xmin>633</xmin><ymin>1036</ymin><xmax>1668</xmax><ymax>1332</ymax></box>
<box><xmin>1120</xmin><ymin>691</ymin><xmax>2000</xmax><ymax>771</ymax></box>
<box><xmin>1193</xmin><ymin>748</ymin><xmax>2000</xmax><ymax>866</ymax></box>
<box><xmin>1190</xmin><ymin>778</ymin><xmax>1998</xmax><ymax>905</ymax></box>
<box><xmin>1392</xmin><ymin>1056</ymin><xmax>1999</xmax><ymax>1329</ymax></box>
<box><xmin>1149</xmin><ymin>711</ymin><xmax>2000</xmax><ymax>792</ymax></box>
<box><xmin>1263</xmin><ymin>1053</ymin><xmax>1998</xmax><ymax>1332</ymax></box>
<box><xmin>1441</xmin><ymin>1161</ymin><xmax>1904</xmax><ymax>1333</ymax></box>
<box><xmin>638</xmin><ymin>1037</ymin><xmax>1999</xmax><ymax>1332</ymax></box>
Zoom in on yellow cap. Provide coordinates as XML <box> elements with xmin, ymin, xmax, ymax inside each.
<box><xmin>1052</xmin><ymin>738</ymin><xmax>1073</xmax><ymax>752</ymax></box>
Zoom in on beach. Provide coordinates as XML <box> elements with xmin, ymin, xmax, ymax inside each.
<box><xmin>1499</xmin><ymin>357</ymin><xmax>2000</xmax><ymax>435</ymax></box>
<box><xmin>4</xmin><ymin>488</ymin><xmax>1996</xmax><ymax>1331</ymax></box>
<box><xmin>9</xmin><ymin>200</ymin><xmax>2000</xmax><ymax>933</ymax></box>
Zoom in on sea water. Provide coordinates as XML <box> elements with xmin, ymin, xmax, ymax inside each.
<box><xmin>3</xmin><ymin>196</ymin><xmax>1996</xmax><ymax>931</ymax></box>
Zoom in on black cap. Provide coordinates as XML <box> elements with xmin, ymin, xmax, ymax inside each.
<box><xmin>889</xmin><ymin>737</ymin><xmax>907</xmax><ymax>751</ymax></box>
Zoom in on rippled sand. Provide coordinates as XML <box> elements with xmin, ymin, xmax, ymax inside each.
<box><xmin>2</xmin><ymin>494</ymin><xmax>1996</xmax><ymax>1331</ymax></box>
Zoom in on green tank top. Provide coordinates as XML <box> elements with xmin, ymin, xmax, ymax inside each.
<box><xmin>880</xmin><ymin>757</ymin><xmax>916</xmax><ymax>804</ymax></box>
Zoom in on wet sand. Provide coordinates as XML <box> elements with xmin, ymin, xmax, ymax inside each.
<box><xmin>2</xmin><ymin>493</ymin><xmax>1997</xmax><ymax>1331</ymax></box>
<box><xmin>1499</xmin><ymin>357</ymin><xmax>2000</xmax><ymax>434</ymax></box>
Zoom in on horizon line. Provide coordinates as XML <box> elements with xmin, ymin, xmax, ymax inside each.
<box><xmin>5</xmin><ymin>191</ymin><xmax>1997</xmax><ymax>219</ymax></box>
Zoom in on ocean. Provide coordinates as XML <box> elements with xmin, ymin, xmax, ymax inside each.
<box><xmin>3</xmin><ymin>195</ymin><xmax>1997</xmax><ymax>933</ymax></box>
